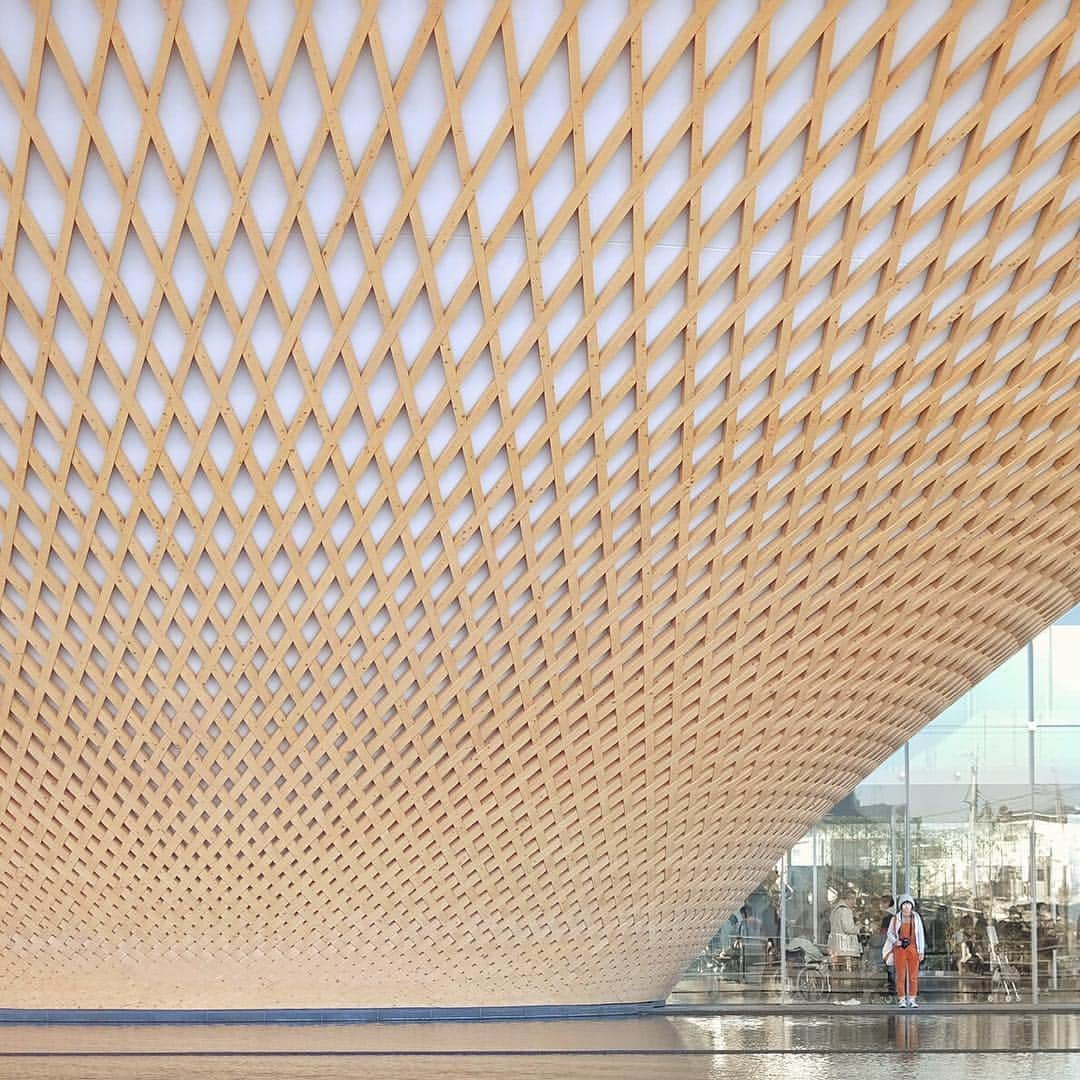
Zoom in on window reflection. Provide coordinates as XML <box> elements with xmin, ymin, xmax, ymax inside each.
<box><xmin>674</xmin><ymin>604</ymin><xmax>1080</xmax><ymax>1004</ymax></box>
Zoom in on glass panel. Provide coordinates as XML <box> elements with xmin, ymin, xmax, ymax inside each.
<box><xmin>671</xmin><ymin>606</ymin><xmax>1080</xmax><ymax>1006</ymax></box>
<box><xmin>1033</xmin><ymin>606</ymin><xmax>1080</xmax><ymax>727</ymax></box>
<box><xmin>1035</xmin><ymin>726</ymin><xmax>1080</xmax><ymax>997</ymax></box>
<box><xmin>905</xmin><ymin>665</ymin><xmax>1032</xmax><ymax>1001</ymax></box>
<box><xmin>1051</xmin><ymin>623</ymin><xmax>1080</xmax><ymax>724</ymax></box>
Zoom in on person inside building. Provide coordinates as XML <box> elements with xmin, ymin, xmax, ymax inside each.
<box><xmin>736</xmin><ymin>904</ymin><xmax>764</xmax><ymax>978</ymax></box>
<box><xmin>827</xmin><ymin>888</ymin><xmax>861</xmax><ymax>967</ymax></box>
<box><xmin>886</xmin><ymin>893</ymin><xmax>926</xmax><ymax>1008</ymax></box>
<box><xmin>879</xmin><ymin>894</ymin><xmax>896</xmax><ymax>1000</ymax></box>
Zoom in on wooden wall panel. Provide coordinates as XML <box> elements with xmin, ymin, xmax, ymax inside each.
<box><xmin>0</xmin><ymin>0</ymin><xmax>1078</xmax><ymax>1008</ymax></box>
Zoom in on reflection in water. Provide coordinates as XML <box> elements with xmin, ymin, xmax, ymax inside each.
<box><xmin>0</xmin><ymin>1016</ymin><xmax>696</xmax><ymax>1055</ymax></box>
<box><xmin>887</xmin><ymin>1014</ymin><xmax>920</xmax><ymax>1056</ymax></box>
<box><xmin>5</xmin><ymin>1013</ymin><xmax>1074</xmax><ymax>1055</ymax></box>
<box><xmin>673</xmin><ymin>1012</ymin><xmax>1078</xmax><ymax>1053</ymax></box>
<box><xmin>0</xmin><ymin>1017</ymin><xmax>1077</xmax><ymax>1080</ymax></box>
<box><xmin>2</xmin><ymin>1052</ymin><xmax>1079</xmax><ymax>1080</ymax></box>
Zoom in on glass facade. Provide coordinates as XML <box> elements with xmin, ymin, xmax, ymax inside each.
<box><xmin>672</xmin><ymin>605</ymin><xmax>1080</xmax><ymax>1004</ymax></box>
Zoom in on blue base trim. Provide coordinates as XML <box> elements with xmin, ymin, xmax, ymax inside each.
<box><xmin>0</xmin><ymin>1000</ymin><xmax>665</xmax><ymax>1024</ymax></box>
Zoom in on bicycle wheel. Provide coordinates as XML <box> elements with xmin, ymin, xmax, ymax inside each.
<box><xmin>797</xmin><ymin>966</ymin><xmax>826</xmax><ymax>1002</ymax></box>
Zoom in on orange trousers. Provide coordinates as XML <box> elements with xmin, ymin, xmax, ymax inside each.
<box><xmin>894</xmin><ymin>944</ymin><xmax>919</xmax><ymax>998</ymax></box>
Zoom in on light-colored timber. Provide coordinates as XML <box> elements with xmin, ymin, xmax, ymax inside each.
<box><xmin>0</xmin><ymin>0</ymin><xmax>1078</xmax><ymax>1009</ymax></box>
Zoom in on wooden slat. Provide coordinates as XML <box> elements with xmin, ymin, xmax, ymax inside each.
<box><xmin>0</xmin><ymin>0</ymin><xmax>1077</xmax><ymax>1009</ymax></box>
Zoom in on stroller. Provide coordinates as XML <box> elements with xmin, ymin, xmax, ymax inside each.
<box><xmin>986</xmin><ymin>924</ymin><xmax>1021</xmax><ymax>1002</ymax></box>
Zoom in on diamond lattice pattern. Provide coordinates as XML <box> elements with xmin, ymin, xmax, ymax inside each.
<box><xmin>1</xmin><ymin>0</ymin><xmax>1079</xmax><ymax>1008</ymax></box>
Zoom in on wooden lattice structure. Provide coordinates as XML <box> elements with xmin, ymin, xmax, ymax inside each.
<box><xmin>1</xmin><ymin>0</ymin><xmax>1078</xmax><ymax>1009</ymax></box>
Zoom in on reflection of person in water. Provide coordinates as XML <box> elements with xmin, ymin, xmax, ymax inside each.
<box><xmin>888</xmin><ymin>1013</ymin><xmax>920</xmax><ymax>1054</ymax></box>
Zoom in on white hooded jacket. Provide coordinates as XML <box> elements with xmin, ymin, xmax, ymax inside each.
<box><xmin>885</xmin><ymin>893</ymin><xmax>926</xmax><ymax>958</ymax></box>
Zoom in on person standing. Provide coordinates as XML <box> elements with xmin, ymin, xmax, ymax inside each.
<box><xmin>886</xmin><ymin>893</ymin><xmax>926</xmax><ymax>1007</ymax></box>
<box><xmin>827</xmin><ymin>889</ymin><xmax>861</xmax><ymax>968</ymax></box>
<box><xmin>737</xmin><ymin>904</ymin><xmax>763</xmax><ymax>978</ymax></box>
<box><xmin>879</xmin><ymin>894</ymin><xmax>896</xmax><ymax>1000</ymax></box>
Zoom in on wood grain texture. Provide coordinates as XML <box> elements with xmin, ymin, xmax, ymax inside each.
<box><xmin>0</xmin><ymin>0</ymin><xmax>1078</xmax><ymax>1008</ymax></box>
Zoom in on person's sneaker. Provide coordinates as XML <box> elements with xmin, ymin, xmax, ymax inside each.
<box><xmin>909</xmin><ymin>998</ymin><xmax>919</xmax><ymax>1009</ymax></box>
<box><xmin>898</xmin><ymin>998</ymin><xmax>908</xmax><ymax>1007</ymax></box>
